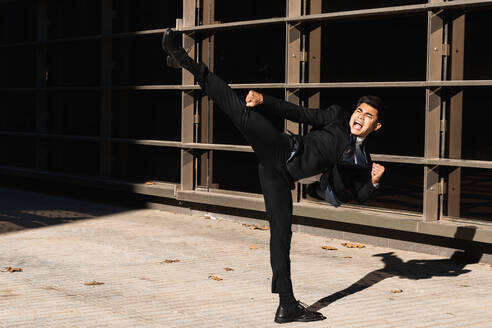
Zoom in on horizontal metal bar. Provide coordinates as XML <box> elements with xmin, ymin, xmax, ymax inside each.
<box><xmin>428</xmin><ymin>0</ymin><xmax>492</xmax><ymax>10</ymax></box>
<box><xmin>181</xmin><ymin>142</ymin><xmax>253</xmax><ymax>152</ymax></box>
<box><xmin>109</xmin><ymin>28</ymin><xmax>167</xmax><ymax>39</ymax></box>
<box><xmin>2</xmin><ymin>80</ymin><xmax>492</xmax><ymax>92</ymax></box>
<box><xmin>0</xmin><ymin>28</ymin><xmax>172</xmax><ymax>48</ymax></box>
<box><xmin>372</xmin><ymin>154</ymin><xmax>492</xmax><ymax>169</ymax></box>
<box><xmin>111</xmin><ymin>85</ymin><xmax>201</xmax><ymax>91</ymax></box>
<box><xmin>0</xmin><ymin>131</ymin><xmax>250</xmax><ymax>152</ymax></box>
<box><xmin>110</xmin><ymin>138</ymin><xmax>181</xmax><ymax>147</ymax></box>
<box><xmin>0</xmin><ymin>131</ymin><xmax>100</xmax><ymax>142</ymax></box>
<box><xmin>287</xmin><ymin>81</ymin><xmax>427</xmax><ymax>88</ymax></box>
<box><xmin>371</xmin><ymin>154</ymin><xmax>425</xmax><ymax>164</ymax></box>
<box><xmin>287</xmin><ymin>3</ymin><xmax>427</xmax><ymax>24</ymax></box>
<box><xmin>0</xmin><ymin>165</ymin><xmax>177</xmax><ymax>198</ymax></box>
<box><xmin>425</xmin><ymin>158</ymin><xmax>492</xmax><ymax>169</ymax></box>
<box><xmin>428</xmin><ymin>80</ymin><xmax>492</xmax><ymax>87</ymax></box>
<box><xmin>179</xmin><ymin>17</ymin><xmax>286</xmax><ymax>32</ymax></box>
<box><xmin>2</xmin><ymin>131</ymin><xmax>491</xmax><ymax>169</ymax></box>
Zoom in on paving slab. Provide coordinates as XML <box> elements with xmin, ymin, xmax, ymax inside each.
<box><xmin>0</xmin><ymin>187</ymin><xmax>491</xmax><ymax>327</ymax></box>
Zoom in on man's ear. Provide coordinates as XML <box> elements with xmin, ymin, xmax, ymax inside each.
<box><xmin>374</xmin><ymin>122</ymin><xmax>382</xmax><ymax>132</ymax></box>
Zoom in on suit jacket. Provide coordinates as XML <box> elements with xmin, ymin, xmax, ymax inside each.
<box><xmin>261</xmin><ymin>94</ymin><xmax>378</xmax><ymax>204</ymax></box>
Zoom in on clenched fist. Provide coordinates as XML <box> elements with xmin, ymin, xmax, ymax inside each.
<box><xmin>371</xmin><ymin>163</ymin><xmax>385</xmax><ymax>185</ymax></box>
<box><xmin>245</xmin><ymin>90</ymin><xmax>263</xmax><ymax>107</ymax></box>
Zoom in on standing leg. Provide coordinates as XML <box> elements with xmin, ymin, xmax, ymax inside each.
<box><xmin>259</xmin><ymin>164</ymin><xmax>325</xmax><ymax>323</ymax></box>
<box><xmin>258</xmin><ymin>163</ymin><xmax>293</xmax><ymax>295</ymax></box>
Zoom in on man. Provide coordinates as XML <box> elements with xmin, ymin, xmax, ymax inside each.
<box><xmin>162</xmin><ymin>29</ymin><xmax>385</xmax><ymax>324</ymax></box>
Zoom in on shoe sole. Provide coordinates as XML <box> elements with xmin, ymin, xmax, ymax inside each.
<box><xmin>162</xmin><ymin>29</ymin><xmax>172</xmax><ymax>53</ymax></box>
<box><xmin>274</xmin><ymin>315</ymin><xmax>326</xmax><ymax>324</ymax></box>
<box><xmin>166</xmin><ymin>56</ymin><xmax>181</xmax><ymax>69</ymax></box>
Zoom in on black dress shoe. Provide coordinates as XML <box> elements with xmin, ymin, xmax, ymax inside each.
<box><xmin>274</xmin><ymin>301</ymin><xmax>326</xmax><ymax>324</ymax></box>
<box><xmin>162</xmin><ymin>29</ymin><xmax>188</xmax><ymax>69</ymax></box>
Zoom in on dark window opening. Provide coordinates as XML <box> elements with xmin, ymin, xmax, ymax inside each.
<box><xmin>47</xmin><ymin>41</ymin><xmax>100</xmax><ymax>87</ymax></box>
<box><xmin>111</xmin><ymin>145</ymin><xmax>180</xmax><ymax>183</ymax></box>
<box><xmin>320</xmin><ymin>15</ymin><xmax>427</xmax><ymax>82</ymax></box>
<box><xmin>0</xmin><ymin>136</ymin><xmax>35</xmax><ymax>169</ymax></box>
<box><xmin>112</xmin><ymin>35</ymin><xmax>181</xmax><ymax>86</ymax></box>
<box><xmin>112</xmin><ymin>91</ymin><xmax>181</xmax><ymax>141</ymax></box>
<box><xmin>47</xmin><ymin>0</ymin><xmax>101</xmax><ymax>39</ymax></box>
<box><xmin>46</xmin><ymin>140</ymin><xmax>99</xmax><ymax>176</ymax></box>
<box><xmin>0</xmin><ymin>92</ymin><xmax>36</xmax><ymax>132</ymax></box>
<box><xmin>113</xmin><ymin>0</ymin><xmax>182</xmax><ymax>33</ymax></box>
<box><xmin>215</xmin><ymin>0</ymin><xmax>285</xmax><ymax>23</ymax></box>
<box><xmin>461</xmin><ymin>87</ymin><xmax>492</xmax><ymax>161</ymax></box>
<box><xmin>46</xmin><ymin>92</ymin><xmax>100</xmax><ymax>137</ymax></box>
<box><xmin>213</xmin><ymin>151</ymin><xmax>262</xmax><ymax>194</ymax></box>
<box><xmin>464</xmin><ymin>9</ymin><xmax>492</xmax><ymax>80</ymax></box>
<box><xmin>214</xmin><ymin>27</ymin><xmax>285</xmax><ymax>84</ymax></box>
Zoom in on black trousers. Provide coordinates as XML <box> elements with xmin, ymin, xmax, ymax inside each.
<box><xmin>195</xmin><ymin>64</ymin><xmax>295</xmax><ymax>294</ymax></box>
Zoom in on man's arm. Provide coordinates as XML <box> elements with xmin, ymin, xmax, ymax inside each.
<box><xmin>245</xmin><ymin>90</ymin><xmax>339</xmax><ymax>126</ymax></box>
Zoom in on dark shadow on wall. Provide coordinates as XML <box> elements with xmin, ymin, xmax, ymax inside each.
<box><xmin>309</xmin><ymin>226</ymin><xmax>482</xmax><ymax>312</ymax></box>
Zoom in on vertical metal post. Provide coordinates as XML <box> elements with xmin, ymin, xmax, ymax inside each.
<box><xmin>181</xmin><ymin>0</ymin><xmax>197</xmax><ymax>191</ymax></box>
<box><xmin>308</xmin><ymin>0</ymin><xmax>321</xmax><ymax>109</ymax></box>
<box><xmin>199</xmin><ymin>0</ymin><xmax>215</xmax><ymax>189</ymax></box>
<box><xmin>100</xmin><ymin>0</ymin><xmax>112</xmax><ymax>177</ymax></box>
<box><xmin>447</xmin><ymin>13</ymin><xmax>465</xmax><ymax>218</ymax></box>
<box><xmin>117</xmin><ymin>0</ymin><xmax>131</xmax><ymax>178</ymax></box>
<box><xmin>35</xmin><ymin>0</ymin><xmax>47</xmax><ymax>170</ymax></box>
<box><xmin>423</xmin><ymin>4</ymin><xmax>444</xmax><ymax>221</ymax></box>
<box><xmin>286</xmin><ymin>0</ymin><xmax>302</xmax><ymax>202</ymax></box>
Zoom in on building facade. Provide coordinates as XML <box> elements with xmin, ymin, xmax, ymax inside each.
<box><xmin>1</xmin><ymin>0</ymin><xmax>492</xmax><ymax>259</ymax></box>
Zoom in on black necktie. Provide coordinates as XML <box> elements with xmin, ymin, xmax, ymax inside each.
<box><xmin>355</xmin><ymin>141</ymin><xmax>367</xmax><ymax>167</ymax></box>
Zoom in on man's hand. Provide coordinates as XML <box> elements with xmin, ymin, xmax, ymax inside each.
<box><xmin>245</xmin><ymin>90</ymin><xmax>263</xmax><ymax>107</ymax></box>
<box><xmin>371</xmin><ymin>163</ymin><xmax>385</xmax><ymax>185</ymax></box>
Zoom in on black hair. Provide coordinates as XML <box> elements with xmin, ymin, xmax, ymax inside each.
<box><xmin>356</xmin><ymin>95</ymin><xmax>383</xmax><ymax>122</ymax></box>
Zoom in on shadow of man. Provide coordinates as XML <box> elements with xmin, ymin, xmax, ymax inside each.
<box><xmin>309</xmin><ymin>226</ymin><xmax>482</xmax><ymax>312</ymax></box>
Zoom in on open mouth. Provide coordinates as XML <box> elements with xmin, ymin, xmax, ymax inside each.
<box><xmin>352</xmin><ymin>120</ymin><xmax>363</xmax><ymax>131</ymax></box>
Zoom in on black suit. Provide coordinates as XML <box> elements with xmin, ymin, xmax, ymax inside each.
<box><xmin>261</xmin><ymin>94</ymin><xmax>378</xmax><ymax>204</ymax></box>
<box><xmin>192</xmin><ymin>64</ymin><xmax>377</xmax><ymax>296</ymax></box>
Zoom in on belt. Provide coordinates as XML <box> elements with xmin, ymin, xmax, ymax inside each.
<box><xmin>286</xmin><ymin>131</ymin><xmax>301</xmax><ymax>163</ymax></box>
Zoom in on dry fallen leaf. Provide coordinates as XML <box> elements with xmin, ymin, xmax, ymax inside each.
<box><xmin>4</xmin><ymin>267</ymin><xmax>22</xmax><ymax>273</ymax></box>
<box><xmin>208</xmin><ymin>275</ymin><xmax>223</xmax><ymax>281</ymax></box>
<box><xmin>224</xmin><ymin>267</ymin><xmax>234</xmax><ymax>272</ymax></box>
<box><xmin>390</xmin><ymin>289</ymin><xmax>403</xmax><ymax>293</ymax></box>
<box><xmin>242</xmin><ymin>223</ymin><xmax>269</xmax><ymax>230</ymax></box>
<box><xmin>250</xmin><ymin>245</ymin><xmax>257</xmax><ymax>250</ymax></box>
<box><xmin>161</xmin><ymin>259</ymin><xmax>180</xmax><ymax>264</ymax></box>
<box><xmin>322</xmin><ymin>246</ymin><xmax>338</xmax><ymax>251</ymax></box>
<box><xmin>84</xmin><ymin>281</ymin><xmax>104</xmax><ymax>286</ymax></box>
<box><xmin>341</xmin><ymin>242</ymin><xmax>366</xmax><ymax>248</ymax></box>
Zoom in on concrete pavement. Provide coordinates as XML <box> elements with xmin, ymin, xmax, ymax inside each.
<box><xmin>0</xmin><ymin>187</ymin><xmax>491</xmax><ymax>327</ymax></box>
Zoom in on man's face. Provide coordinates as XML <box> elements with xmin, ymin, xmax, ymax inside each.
<box><xmin>349</xmin><ymin>102</ymin><xmax>382</xmax><ymax>138</ymax></box>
